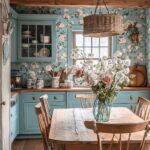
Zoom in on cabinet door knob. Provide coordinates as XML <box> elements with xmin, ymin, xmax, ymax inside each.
<box><xmin>0</xmin><ymin>101</ymin><xmax>6</xmax><ymax>106</ymax></box>
<box><xmin>130</xmin><ymin>96</ymin><xmax>133</xmax><ymax>100</ymax></box>
<box><xmin>53</xmin><ymin>96</ymin><xmax>57</xmax><ymax>100</ymax></box>
<box><xmin>32</xmin><ymin>97</ymin><xmax>36</xmax><ymax>100</ymax></box>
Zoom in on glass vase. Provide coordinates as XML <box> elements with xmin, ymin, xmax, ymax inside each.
<box><xmin>93</xmin><ymin>99</ymin><xmax>111</xmax><ymax>122</ymax></box>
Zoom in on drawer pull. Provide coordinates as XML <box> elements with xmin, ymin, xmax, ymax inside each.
<box><xmin>53</xmin><ymin>96</ymin><xmax>58</xmax><ymax>100</ymax></box>
<box><xmin>130</xmin><ymin>96</ymin><xmax>133</xmax><ymax>100</ymax></box>
<box><xmin>32</xmin><ymin>96</ymin><xmax>36</xmax><ymax>100</ymax></box>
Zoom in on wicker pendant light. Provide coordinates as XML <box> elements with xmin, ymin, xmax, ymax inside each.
<box><xmin>83</xmin><ymin>0</ymin><xmax>123</xmax><ymax>37</ymax></box>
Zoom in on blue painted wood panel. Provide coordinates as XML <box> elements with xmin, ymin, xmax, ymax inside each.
<box><xmin>10</xmin><ymin>95</ymin><xmax>19</xmax><ymax>143</ymax></box>
<box><xmin>19</xmin><ymin>92</ymin><xmax>66</xmax><ymax>134</ymax></box>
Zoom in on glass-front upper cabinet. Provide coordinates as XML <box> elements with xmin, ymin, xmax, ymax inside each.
<box><xmin>17</xmin><ymin>15</ymin><xmax>58</xmax><ymax>62</ymax></box>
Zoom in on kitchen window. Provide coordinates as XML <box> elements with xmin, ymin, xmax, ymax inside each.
<box><xmin>72</xmin><ymin>32</ymin><xmax>112</xmax><ymax>66</ymax></box>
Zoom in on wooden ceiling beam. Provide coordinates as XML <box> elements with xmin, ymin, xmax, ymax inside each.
<box><xmin>10</xmin><ymin>0</ymin><xmax>150</xmax><ymax>8</ymax></box>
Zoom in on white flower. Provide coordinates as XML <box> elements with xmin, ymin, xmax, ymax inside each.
<box><xmin>31</xmin><ymin>63</ymin><xmax>39</xmax><ymax>69</ymax></box>
<box><xmin>63</xmin><ymin>13</ymin><xmax>70</xmax><ymax>20</ymax></box>
<box><xmin>28</xmin><ymin>71</ymin><xmax>36</xmax><ymax>80</ymax></box>
<box><xmin>114</xmin><ymin>51</ymin><xmax>122</xmax><ymax>57</ymax></box>
<box><xmin>64</xmin><ymin>9</ymin><xmax>69</xmax><ymax>12</ymax></box>
<box><xmin>45</xmin><ymin>65</ymin><xmax>52</xmax><ymax>72</ymax></box>
<box><xmin>21</xmin><ymin>63</ymin><xmax>28</xmax><ymax>68</ymax></box>
<box><xmin>136</xmin><ymin>52</ymin><xmax>145</xmax><ymax>61</ymax></box>
<box><xmin>57</xmin><ymin>22</ymin><xmax>65</xmax><ymax>29</ymax></box>
<box><xmin>136</xmin><ymin>23</ymin><xmax>142</xmax><ymax>28</ymax></box>
<box><xmin>59</xmin><ymin>34</ymin><xmax>66</xmax><ymax>42</ymax></box>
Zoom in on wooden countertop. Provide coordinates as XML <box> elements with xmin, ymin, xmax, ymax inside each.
<box><xmin>11</xmin><ymin>87</ymin><xmax>150</xmax><ymax>93</ymax></box>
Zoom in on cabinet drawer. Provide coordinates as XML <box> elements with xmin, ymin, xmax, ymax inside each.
<box><xmin>115</xmin><ymin>91</ymin><xmax>150</xmax><ymax>104</ymax></box>
<box><xmin>21</xmin><ymin>92</ymin><xmax>66</xmax><ymax>103</ymax></box>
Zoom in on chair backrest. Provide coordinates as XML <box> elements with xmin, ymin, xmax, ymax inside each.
<box><xmin>75</xmin><ymin>94</ymin><xmax>96</xmax><ymax>108</ymax></box>
<box><xmin>40</xmin><ymin>94</ymin><xmax>51</xmax><ymax>129</ymax></box>
<box><xmin>35</xmin><ymin>102</ymin><xmax>50</xmax><ymax>150</ymax></box>
<box><xmin>134</xmin><ymin>97</ymin><xmax>150</xmax><ymax>120</ymax></box>
<box><xmin>84</xmin><ymin>120</ymin><xmax>150</xmax><ymax>150</ymax></box>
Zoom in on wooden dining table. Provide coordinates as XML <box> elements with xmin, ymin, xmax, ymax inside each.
<box><xmin>49</xmin><ymin>107</ymin><xmax>150</xmax><ymax>150</ymax></box>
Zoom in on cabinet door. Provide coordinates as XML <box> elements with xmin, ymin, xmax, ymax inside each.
<box><xmin>17</xmin><ymin>20</ymin><xmax>56</xmax><ymax>62</ymax></box>
<box><xmin>19</xmin><ymin>92</ymin><xmax>67</xmax><ymax>134</ymax></box>
<box><xmin>20</xmin><ymin>102</ymin><xmax>40</xmax><ymax>134</ymax></box>
<box><xmin>10</xmin><ymin>95</ymin><xmax>19</xmax><ymax>143</ymax></box>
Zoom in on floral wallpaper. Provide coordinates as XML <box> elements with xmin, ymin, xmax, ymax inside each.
<box><xmin>11</xmin><ymin>7</ymin><xmax>149</xmax><ymax>87</ymax></box>
<box><xmin>146</xmin><ymin>9</ymin><xmax>150</xmax><ymax>84</ymax></box>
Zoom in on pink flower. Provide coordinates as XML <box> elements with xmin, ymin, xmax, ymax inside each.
<box><xmin>31</xmin><ymin>63</ymin><xmax>39</xmax><ymax>69</ymax></box>
<box><xmin>119</xmin><ymin>37</ymin><xmax>126</xmax><ymax>44</ymax></box>
<box><xmin>79</xmin><ymin>19</ymin><xmax>83</xmax><ymax>25</ymax></box>
<box><xmin>59</xmin><ymin>34</ymin><xmax>66</xmax><ymax>42</ymax></box>
<box><xmin>45</xmin><ymin>65</ymin><xmax>52</xmax><ymax>72</ymax></box>
<box><xmin>101</xmin><ymin>74</ymin><xmax>113</xmax><ymax>85</ymax></box>
<box><xmin>28</xmin><ymin>71</ymin><xmax>36</xmax><ymax>80</ymax></box>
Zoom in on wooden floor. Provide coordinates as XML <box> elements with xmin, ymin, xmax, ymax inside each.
<box><xmin>12</xmin><ymin>139</ymin><xmax>44</xmax><ymax>150</ymax></box>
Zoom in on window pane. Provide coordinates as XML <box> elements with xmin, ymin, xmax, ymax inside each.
<box><xmin>85</xmin><ymin>37</ymin><xmax>91</xmax><ymax>46</ymax></box>
<box><xmin>92</xmin><ymin>38</ymin><xmax>99</xmax><ymax>47</ymax></box>
<box><xmin>100</xmin><ymin>37</ymin><xmax>109</xmax><ymax>46</ymax></box>
<box><xmin>100</xmin><ymin>48</ymin><xmax>109</xmax><ymax>58</ymax></box>
<box><xmin>93</xmin><ymin>48</ymin><xmax>99</xmax><ymax>58</ymax></box>
<box><xmin>75</xmin><ymin>34</ymin><xmax>83</xmax><ymax>46</ymax></box>
<box><xmin>84</xmin><ymin>47</ymin><xmax>91</xmax><ymax>55</ymax></box>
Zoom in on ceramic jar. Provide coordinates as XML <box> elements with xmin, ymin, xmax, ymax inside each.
<box><xmin>51</xmin><ymin>77</ymin><xmax>60</xmax><ymax>88</ymax></box>
<box><xmin>36</xmin><ymin>79</ymin><xmax>44</xmax><ymax>89</ymax></box>
<box><xmin>27</xmin><ymin>79</ymin><xmax>36</xmax><ymax>89</ymax></box>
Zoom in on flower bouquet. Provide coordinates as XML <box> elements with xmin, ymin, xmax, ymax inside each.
<box><xmin>72</xmin><ymin>50</ymin><xmax>130</xmax><ymax>122</ymax></box>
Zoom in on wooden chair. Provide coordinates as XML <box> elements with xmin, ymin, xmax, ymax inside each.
<box><xmin>40</xmin><ymin>94</ymin><xmax>51</xmax><ymax>130</ymax></box>
<box><xmin>75</xmin><ymin>94</ymin><xmax>96</xmax><ymax>108</ymax></box>
<box><xmin>134</xmin><ymin>97</ymin><xmax>150</xmax><ymax>120</ymax></box>
<box><xmin>84</xmin><ymin>120</ymin><xmax>150</xmax><ymax>150</ymax></box>
<box><xmin>35</xmin><ymin>102</ymin><xmax>52</xmax><ymax>150</ymax></box>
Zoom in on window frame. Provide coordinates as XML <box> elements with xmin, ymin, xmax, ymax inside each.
<box><xmin>72</xmin><ymin>31</ymin><xmax>112</xmax><ymax>65</ymax></box>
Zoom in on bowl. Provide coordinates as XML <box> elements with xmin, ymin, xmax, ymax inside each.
<box><xmin>23</xmin><ymin>30</ymin><xmax>31</xmax><ymax>35</ymax></box>
<box><xmin>32</xmin><ymin>40</ymin><xmax>37</xmax><ymax>44</ymax></box>
<box><xmin>40</xmin><ymin>35</ymin><xmax>50</xmax><ymax>44</ymax></box>
<box><xmin>22</xmin><ymin>44</ymin><xmax>30</xmax><ymax>48</ymax></box>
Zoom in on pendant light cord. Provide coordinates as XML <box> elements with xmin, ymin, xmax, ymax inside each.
<box><xmin>103</xmin><ymin>0</ymin><xmax>109</xmax><ymax>14</ymax></box>
<box><xmin>94</xmin><ymin>0</ymin><xmax>100</xmax><ymax>14</ymax></box>
<box><xmin>94</xmin><ymin>0</ymin><xmax>109</xmax><ymax>14</ymax></box>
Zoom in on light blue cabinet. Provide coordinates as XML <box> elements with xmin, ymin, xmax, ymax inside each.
<box><xmin>10</xmin><ymin>8</ymin><xmax>58</xmax><ymax>62</ymax></box>
<box><xmin>10</xmin><ymin>95</ymin><xmax>19</xmax><ymax>143</ymax></box>
<box><xmin>17</xmin><ymin>90</ymin><xmax>150</xmax><ymax>136</ymax></box>
<box><xmin>19</xmin><ymin>92</ymin><xmax>66</xmax><ymax>134</ymax></box>
<box><xmin>67</xmin><ymin>91</ymin><xmax>150</xmax><ymax>111</ymax></box>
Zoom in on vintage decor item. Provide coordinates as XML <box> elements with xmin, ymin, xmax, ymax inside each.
<box><xmin>129</xmin><ymin>65</ymin><xmax>147</xmax><ymax>87</ymax></box>
<box><xmin>51</xmin><ymin>77</ymin><xmax>60</xmax><ymax>88</ymax></box>
<box><xmin>83</xmin><ymin>0</ymin><xmax>123</xmax><ymax>37</ymax></box>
